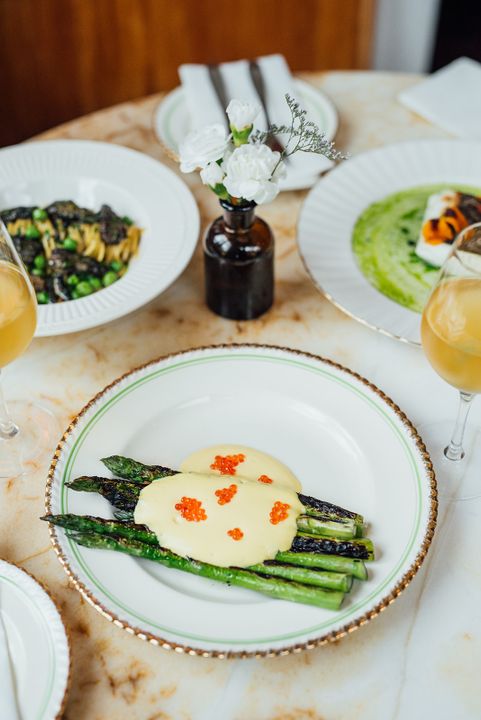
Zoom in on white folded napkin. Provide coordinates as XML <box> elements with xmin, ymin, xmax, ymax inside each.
<box><xmin>0</xmin><ymin>605</ymin><xmax>20</xmax><ymax>720</ymax></box>
<box><xmin>399</xmin><ymin>57</ymin><xmax>481</xmax><ymax>139</ymax></box>
<box><xmin>179</xmin><ymin>54</ymin><xmax>332</xmax><ymax>187</ymax></box>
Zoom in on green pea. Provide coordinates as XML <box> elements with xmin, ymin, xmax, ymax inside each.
<box><xmin>25</xmin><ymin>224</ymin><xmax>41</xmax><ymax>239</ymax></box>
<box><xmin>102</xmin><ymin>270</ymin><xmax>118</xmax><ymax>287</ymax></box>
<box><xmin>121</xmin><ymin>215</ymin><xmax>133</xmax><ymax>226</ymax></box>
<box><xmin>31</xmin><ymin>267</ymin><xmax>44</xmax><ymax>277</ymax></box>
<box><xmin>33</xmin><ymin>208</ymin><xmax>48</xmax><ymax>221</ymax></box>
<box><xmin>110</xmin><ymin>260</ymin><xmax>124</xmax><ymax>272</ymax></box>
<box><xmin>71</xmin><ymin>288</ymin><xmax>80</xmax><ymax>300</ymax></box>
<box><xmin>36</xmin><ymin>291</ymin><xmax>49</xmax><ymax>304</ymax></box>
<box><xmin>76</xmin><ymin>280</ymin><xmax>93</xmax><ymax>297</ymax></box>
<box><xmin>88</xmin><ymin>276</ymin><xmax>102</xmax><ymax>290</ymax></box>
<box><xmin>33</xmin><ymin>254</ymin><xmax>46</xmax><ymax>269</ymax></box>
<box><xmin>63</xmin><ymin>237</ymin><xmax>77</xmax><ymax>252</ymax></box>
<box><xmin>66</xmin><ymin>274</ymin><xmax>79</xmax><ymax>286</ymax></box>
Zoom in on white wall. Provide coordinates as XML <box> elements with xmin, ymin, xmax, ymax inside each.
<box><xmin>373</xmin><ymin>0</ymin><xmax>442</xmax><ymax>73</ymax></box>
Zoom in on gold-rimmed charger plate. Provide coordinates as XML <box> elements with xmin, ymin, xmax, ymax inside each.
<box><xmin>46</xmin><ymin>345</ymin><xmax>436</xmax><ymax>657</ymax></box>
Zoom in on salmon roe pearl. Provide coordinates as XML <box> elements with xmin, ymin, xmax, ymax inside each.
<box><xmin>269</xmin><ymin>501</ymin><xmax>290</xmax><ymax>525</ymax></box>
<box><xmin>174</xmin><ymin>496</ymin><xmax>207</xmax><ymax>522</ymax></box>
<box><xmin>227</xmin><ymin>528</ymin><xmax>244</xmax><ymax>541</ymax></box>
<box><xmin>210</xmin><ymin>453</ymin><xmax>246</xmax><ymax>476</ymax></box>
<box><xmin>215</xmin><ymin>484</ymin><xmax>238</xmax><ymax>505</ymax></box>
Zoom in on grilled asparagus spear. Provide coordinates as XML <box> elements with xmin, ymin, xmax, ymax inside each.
<box><xmin>68</xmin><ymin>475</ymin><xmax>360</xmax><ymax>541</ymax></box>
<box><xmin>44</xmin><ymin>513</ymin><xmax>353</xmax><ymax>591</ymax></box>
<box><xmin>101</xmin><ymin>456</ymin><xmax>365</xmax><ymax>529</ymax></box>
<box><xmin>292</xmin><ymin>533</ymin><xmax>374</xmax><ymax>561</ymax></box>
<box><xmin>66</xmin><ymin>529</ymin><xmax>345</xmax><ymax>610</ymax></box>
<box><xmin>248</xmin><ymin>561</ymin><xmax>352</xmax><ymax>592</ymax></box>
<box><xmin>101</xmin><ymin>455</ymin><xmax>175</xmax><ymax>482</ymax></box>
<box><xmin>275</xmin><ymin>551</ymin><xmax>367</xmax><ymax>580</ymax></box>
<box><xmin>44</xmin><ymin>512</ymin><xmax>371</xmax><ymax>578</ymax></box>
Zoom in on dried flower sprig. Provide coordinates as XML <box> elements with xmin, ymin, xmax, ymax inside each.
<box><xmin>252</xmin><ymin>94</ymin><xmax>346</xmax><ymax>163</ymax></box>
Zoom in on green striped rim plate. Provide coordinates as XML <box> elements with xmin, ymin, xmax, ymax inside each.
<box><xmin>46</xmin><ymin>345</ymin><xmax>436</xmax><ymax>657</ymax></box>
<box><xmin>0</xmin><ymin>560</ymin><xmax>70</xmax><ymax>718</ymax></box>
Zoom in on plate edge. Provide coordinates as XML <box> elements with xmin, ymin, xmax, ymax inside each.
<box><xmin>296</xmin><ymin>139</ymin><xmax>481</xmax><ymax>344</ymax></box>
<box><xmin>0</xmin><ymin>560</ymin><xmax>72</xmax><ymax>718</ymax></box>
<box><xmin>44</xmin><ymin>343</ymin><xmax>437</xmax><ymax>658</ymax></box>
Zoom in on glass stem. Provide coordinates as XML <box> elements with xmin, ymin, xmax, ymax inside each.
<box><xmin>0</xmin><ymin>369</ymin><xmax>19</xmax><ymax>440</ymax></box>
<box><xmin>444</xmin><ymin>392</ymin><xmax>474</xmax><ymax>461</ymax></box>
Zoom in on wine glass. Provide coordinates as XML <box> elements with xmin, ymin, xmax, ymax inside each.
<box><xmin>420</xmin><ymin>221</ymin><xmax>481</xmax><ymax>500</ymax></box>
<box><xmin>0</xmin><ymin>220</ymin><xmax>57</xmax><ymax>478</ymax></box>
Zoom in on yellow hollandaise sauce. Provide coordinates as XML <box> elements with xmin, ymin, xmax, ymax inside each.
<box><xmin>134</xmin><ymin>471</ymin><xmax>303</xmax><ymax>568</ymax></box>
<box><xmin>180</xmin><ymin>444</ymin><xmax>301</xmax><ymax>492</ymax></box>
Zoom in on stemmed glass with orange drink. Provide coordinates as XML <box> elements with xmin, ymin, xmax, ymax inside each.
<box><xmin>421</xmin><ymin>222</ymin><xmax>481</xmax><ymax>499</ymax></box>
<box><xmin>0</xmin><ymin>220</ymin><xmax>56</xmax><ymax>477</ymax></box>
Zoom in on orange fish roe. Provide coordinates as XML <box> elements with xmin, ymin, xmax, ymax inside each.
<box><xmin>210</xmin><ymin>453</ymin><xmax>246</xmax><ymax>476</ymax></box>
<box><xmin>215</xmin><ymin>483</ymin><xmax>238</xmax><ymax>505</ymax></box>
<box><xmin>269</xmin><ymin>501</ymin><xmax>290</xmax><ymax>525</ymax></box>
<box><xmin>258</xmin><ymin>474</ymin><xmax>273</xmax><ymax>484</ymax></box>
<box><xmin>174</xmin><ymin>496</ymin><xmax>207</xmax><ymax>522</ymax></box>
<box><xmin>227</xmin><ymin>528</ymin><xmax>244</xmax><ymax>541</ymax></box>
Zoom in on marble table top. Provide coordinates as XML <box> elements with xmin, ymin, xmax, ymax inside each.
<box><xmin>3</xmin><ymin>71</ymin><xmax>481</xmax><ymax>720</ymax></box>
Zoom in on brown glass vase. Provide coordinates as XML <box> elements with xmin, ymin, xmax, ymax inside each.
<box><xmin>203</xmin><ymin>200</ymin><xmax>274</xmax><ymax>320</ymax></box>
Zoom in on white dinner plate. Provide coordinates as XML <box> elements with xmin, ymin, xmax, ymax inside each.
<box><xmin>0</xmin><ymin>560</ymin><xmax>70</xmax><ymax>718</ymax></box>
<box><xmin>46</xmin><ymin>345</ymin><xmax>436</xmax><ymax>657</ymax></box>
<box><xmin>154</xmin><ymin>80</ymin><xmax>339</xmax><ymax>191</ymax></box>
<box><xmin>0</xmin><ymin>140</ymin><xmax>200</xmax><ymax>336</ymax></box>
<box><xmin>297</xmin><ymin>139</ymin><xmax>481</xmax><ymax>344</ymax></box>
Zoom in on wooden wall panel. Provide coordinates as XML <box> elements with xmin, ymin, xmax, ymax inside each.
<box><xmin>0</xmin><ymin>0</ymin><xmax>375</xmax><ymax>146</ymax></box>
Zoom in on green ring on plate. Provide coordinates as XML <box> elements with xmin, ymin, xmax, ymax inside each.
<box><xmin>59</xmin><ymin>352</ymin><xmax>422</xmax><ymax>645</ymax></box>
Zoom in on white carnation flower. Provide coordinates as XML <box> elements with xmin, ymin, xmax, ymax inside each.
<box><xmin>200</xmin><ymin>161</ymin><xmax>225</xmax><ymax>187</ymax></box>
<box><xmin>179</xmin><ymin>124</ymin><xmax>228</xmax><ymax>173</ymax></box>
<box><xmin>223</xmin><ymin>143</ymin><xmax>284</xmax><ymax>205</ymax></box>
<box><xmin>226</xmin><ymin>99</ymin><xmax>260</xmax><ymax>131</ymax></box>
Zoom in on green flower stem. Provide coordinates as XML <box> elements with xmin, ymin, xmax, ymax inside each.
<box><xmin>211</xmin><ymin>183</ymin><xmax>230</xmax><ymax>200</ymax></box>
<box><xmin>231</xmin><ymin>124</ymin><xmax>253</xmax><ymax>147</ymax></box>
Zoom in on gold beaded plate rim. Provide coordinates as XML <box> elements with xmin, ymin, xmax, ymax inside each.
<box><xmin>45</xmin><ymin>344</ymin><xmax>437</xmax><ymax>658</ymax></box>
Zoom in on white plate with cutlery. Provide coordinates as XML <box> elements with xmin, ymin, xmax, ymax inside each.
<box><xmin>154</xmin><ymin>80</ymin><xmax>338</xmax><ymax>191</ymax></box>
<box><xmin>0</xmin><ymin>560</ymin><xmax>70</xmax><ymax>719</ymax></box>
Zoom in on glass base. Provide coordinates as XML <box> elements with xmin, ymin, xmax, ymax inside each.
<box><xmin>0</xmin><ymin>401</ymin><xmax>59</xmax><ymax>479</ymax></box>
<box><xmin>418</xmin><ymin>420</ymin><xmax>481</xmax><ymax>501</ymax></box>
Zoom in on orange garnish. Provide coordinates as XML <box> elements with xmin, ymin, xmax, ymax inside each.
<box><xmin>422</xmin><ymin>206</ymin><xmax>468</xmax><ymax>245</ymax></box>
<box><xmin>215</xmin><ymin>483</ymin><xmax>238</xmax><ymax>505</ymax></box>
<box><xmin>175</xmin><ymin>496</ymin><xmax>207</xmax><ymax>522</ymax></box>
<box><xmin>227</xmin><ymin>528</ymin><xmax>244</xmax><ymax>541</ymax></box>
<box><xmin>269</xmin><ymin>501</ymin><xmax>290</xmax><ymax>525</ymax></box>
<box><xmin>210</xmin><ymin>453</ymin><xmax>246</xmax><ymax>476</ymax></box>
<box><xmin>258</xmin><ymin>474</ymin><xmax>273</xmax><ymax>484</ymax></box>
